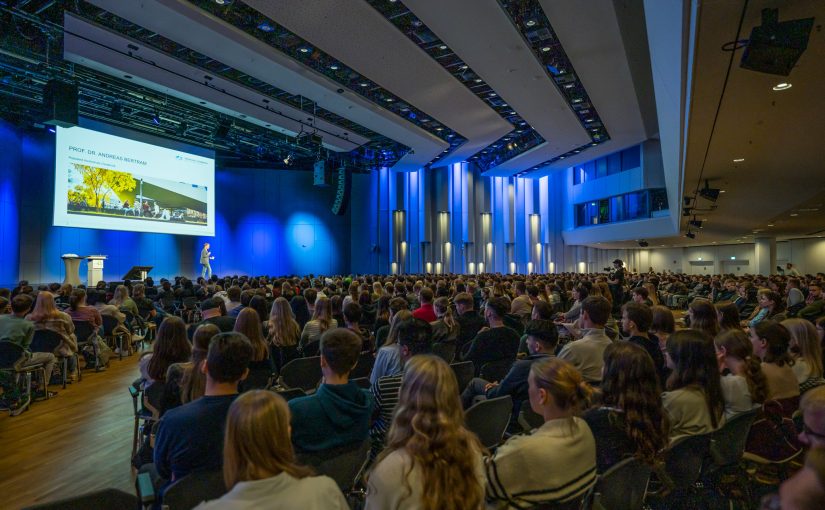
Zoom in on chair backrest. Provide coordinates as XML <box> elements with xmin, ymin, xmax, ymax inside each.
<box><xmin>480</xmin><ymin>358</ymin><xmax>514</xmax><ymax>382</ymax></box>
<box><xmin>21</xmin><ymin>488</ymin><xmax>138</xmax><ymax>510</ymax></box>
<box><xmin>274</xmin><ymin>387</ymin><xmax>307</xmax><ymax>401</ymax></box>
<box><xmin>101</xmin><ymin>315</ymin><xmax>119</xmax><ymax>335</ymax></box>
<box><xmin>465</xmin><ymin>395</ymin><xmax>513</xmax><ymax>449</ymax></box>
<box><xmin>297</xmin><ymin>439</ymin><xmax>370</xmax><ymax>491</ymax></box>
<box><xmin>709</xmin><ymin>408</ymin><xmax>759</xmax><ymax>467</ymax></box>
<box><xmin>582</xmin><ymin>457</ymin><xmax>652</xmax><ymax>510</ymax></box>
<box><xmin>30</xmin><ymin>329</ymin><xmax>64</xmax><ymax>353</ymax></box>
<box><xmin>0</xmin><ymin>340</ymin><xmax>26</xmax><ymax>369</ymax></box>
<box><xmin>662</xmin><ymin>433</ymin><xmax>711</xmax><ymax>490</ymax></box>
<box><xmin>72</xmin><ymin>320</ymin><xmax>96</xmax><ymax>343</ymax></box>
<box><xmin>239</xmin><ymin>363</ymin><xmax>274</xmax><ymax>393</ymax></box>
<box><xmin>349</xmin><ymin>351</ymin><xmax>375</xmax><ymax>380</ymax></box>
<box><xmin>161</xmin><ymin>470</ymin><xmax>226</xmax><ymax>509</ymax></box>
<box><xmin>518</xmin><ymin>405</ymin><xmax>545</xmax><ymax>431</ymax></box>
<box><xmin>280</xmin><ymin>356</ymin><xmax>322</xmax><ymax>391</ymax></box>
<box><xmin>432</xmin><ymin>342</ymin><xmax>456</xmax><ymax>363</ymax></box>
<box><xmin>450</xmin><ymin>361</ymin><xmax>475</xmax><ymax>393</ymax></box>
<box><xmin>350</xmin><ymin>377</ymin><xmax>371</xmax><ymax>389</ymax></box>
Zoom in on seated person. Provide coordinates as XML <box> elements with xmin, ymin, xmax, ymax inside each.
<box><xmin>799</xmin><ymin>386</ymin><xmax>825</xmax><ymax>448</ymax></box>
<box><xmin>485</xmin><ymin>357</ymin><xmax>596</xmax><ymax>507</ymax></box>
<box><xmin>461</xmin><ymin>296</ymin><xmax>520</xmax><ymax>376</ymax></box>
<box><xmin>371</xmin><ymin>318</ymin><xmax>433</xmax><ymax>453</ymax></box>
<box><xmin>342</xmin><ymin>302</ymin><xmax>372</xmax><ymax>352</ymax></box>
<box><xmin>289</xmin><ymin>328</ymin><xmax>373</xmax><ymax>453</ymax></box>
<box><xmin>454</xmin><ymin>292</ymin><xmax>486</xmax><ymax>354</ymax></box>
<box><xmin>583</xmin><ymin>342</ymin><xmax>669</xmax><ymax>473</ymax></box>
<box><xmin>152</xmin><ymin>332</ymin><xmax>252</xmax><ymax>489</ymax></box>
<box><xmin>189</xmin><ymin>298</ymin><xmax>236</xmax><ymax>338</ymax></box>
<box><xmin>194</xmin><ymin>391</ymin><xmax>348</xmax><ymax>509</ymax></box>
<box><xmin>621</xmin><ymin>302</ymin><xmax>667</xmax><ymax>386</ymax></box>
<box><xmin>799</xmin><ymin>283</ymin><xmax>825</xmax><ymax>321</ymax></box>
<box><xmin>0</xmin><ymin>294</ymin><xmax>57</xmax><ymax>397</ymax></box>
<box><xmin>557</xmin><ymin>296</ymin><xmax>613</xmax><ymax>384</ymax></box>
<box><xmin>461</xmin><ymin>320</ymin><xmax>557</xmax><ymax>420</ymax></box>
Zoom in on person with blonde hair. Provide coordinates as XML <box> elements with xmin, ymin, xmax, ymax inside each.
<box><xmin>486</xmin><ymin>357</ymin><xmax>596</xmax><ymax>507</ymax></box>
<box><xmin>109</xmin><ymin>284</ymin><xmax>139</xmax><ymax>318</ymax></box>
<box><xmin>370</xmin><ymin>309</ymin><xmax>411</xmax><ymax>385</ymax></box>
<box><xmin>430</xmin><ymin>296</ymin><xmax>459</xmax><ymax>344</ymax></box>
<box><xmin>27</xmin><ymin>290</ymin><xmax>78</xmax><ymax>379</ymax></box>
<box><xmin>783</xmin><ymin>318</ymin><xmax>825</xmax><ymax>394</ymax></box>
<box><xmin>195</xmin><ymin>390</ymin><xmax>348</xmax><ymax>510</ymax></box>
<box><xmin>299</xmin><ymin>296</ymin><xmax>336</xmax><ymax>356</ymax></box>
<box><xmin>266</xmin><ymin>297</ymin><xmax>301</xmax><ymax>371</ymax></box>
<box><xmin>366</xmin><ymin>355</ymin><xmax>485</xmax><ymax>510</ymax></box>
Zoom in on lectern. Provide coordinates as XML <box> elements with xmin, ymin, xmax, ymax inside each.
<box><xmin>86</xmin><ymin>255</ymin><xmax>107</xmax><ymax>287</ymax></box>
<box><xmin>61</xmin><ymin>254</ymin><xmax>85</xmax><ymax>286</ymax></box>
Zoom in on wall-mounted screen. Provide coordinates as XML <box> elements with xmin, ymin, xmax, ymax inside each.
<box><xmin>54</xmin><ymin>124</ymin><xmax>215</xmax><ymax>236</ymax></box>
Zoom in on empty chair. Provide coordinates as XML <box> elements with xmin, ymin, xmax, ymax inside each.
<box><xmin>581</xmin><ymin>457</ymin><xmax>652</xmax><ymax>510</ymax></box>
<box><xmin>349</xmin><ymin>351</ymin><xmax>375</xmax><ymax>380</ymax></box>
<box><xmin>703</xmin><ymin>408</ymin><xmax>759</xmax><ymax>504</ymax></box>
<box><xmin>101</xmin><ymin>315</ymin><xmax>126</xmax><ymax>359</ymax></box>
<box><xmin>279</xmin><ymin>356</ymin><xmax>322</xmax><ymax>392</ymax></box>
<box><xmin>21</xmin><ymin>488</ymin><xmax>138</xmax><ymax>510</ymax></box>
<box><xmin>72</xmin><ymin>320</ymin><xmax>101</xmax><ymax>372</ymax></box>
<box><xmin>518</xmin><ymin>405</ymin><xmax>544</xmax><ymax>432</ymax></box>
<box><xmin>646</xmin><ymin>433</ymin><xmax>711</xmax><ymax>505</ymax></box>
<box><xmin>450</xmin><ymin>361</ymin><xmax>475</xmax><ymax>393</ymax></box>
<box><xmin>465</xmin><ymin>395</ymin><xmax>513</xmax><ymax>449</ymax></box>
<box><xmin>432</xmin><ymin>342</ymin><xmax>456</xmax><ymax>363</ymax></box>
<box><xmin>137</xmin><ymin>469</ymin><xmax>226</xmax><ymax>510</ymax></box>
<box><xmin>297</xmin><ymin>439</ymin><xmax>370</xmax><ymax>491</ymax></box>
<box><xmin>30</xmin><ymin>328</ymin><xmax>78</xmax><ymax>388</ymax></box>
<box><xmin>239</xmin><ymin>362</ymin><xmax>275</xmax><ymax>393</ymax></box>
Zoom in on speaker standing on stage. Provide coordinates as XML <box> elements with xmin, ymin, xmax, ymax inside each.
<box><xmin>200</xmin><ymin>242</ymin><xmax>214</xmax><ymax>279</ymax></box>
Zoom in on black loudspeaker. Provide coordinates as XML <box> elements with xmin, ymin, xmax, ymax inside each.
<box><xmin>42</xmin><ymin>79</ymin><xmax>78</xmax><ymax>127</ymax></box>
<box><xmin>740</xmin><ymin>9</ymin><xmax>814</xmax><ymax>76</ymax></box>
<box><xmin>330</xmin><ymin>166</ymin><xmax>352</xmax><ymax>216</ymax></box>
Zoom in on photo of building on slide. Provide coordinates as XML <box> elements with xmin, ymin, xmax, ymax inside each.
<box><xmin>66</xmin><ymin>164</ymin><xmax>208</xmax><ymax>225</ymax></box>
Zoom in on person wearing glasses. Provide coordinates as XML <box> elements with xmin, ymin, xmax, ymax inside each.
<box><xmin>799</xmin><ymin>386</ymin><xmax>825</xmax><ymax>448</ymax></box>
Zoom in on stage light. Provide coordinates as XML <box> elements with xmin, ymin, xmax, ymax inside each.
<box><xmin>689</xmin><ymin>217</ymin><xmax>704</xmax><ymax>229</ymax></box>
<box><xmin>151</xmin><ymin>111</ymin><xmax>161</xmax><ymax>125</ymax></box>
<box><xmin>256</xmin><ymin>21</ymin><xmax>274</xmax><ymax>32</ymax></box>
<box><xmin>283</xmin><ymin>153</ymin><xmax>293</xmax><ymax>165</ymax></box>
<box><xmin>686</xmin><ymin>231</ymin><xmax>696</xmax><ymax>239</ymax></box>
<box><xmin>213</xmin><ymin>118</ymin><xmax>232</xmax><ymax>139</ymax></box>
<box><xmin>699</xmin><ymin>179</ymin><xmax>720</xmax><ymax>202</ymax></box>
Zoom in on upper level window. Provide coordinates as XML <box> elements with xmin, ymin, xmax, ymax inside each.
<box><xmin>572</xmin><ymin>145</ymin><xmax>641</xmax><ymax>185</ymax></box>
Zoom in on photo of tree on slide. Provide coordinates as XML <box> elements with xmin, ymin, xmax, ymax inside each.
<box><xmin>66</xmin><ymin>164</ymin><xmax>208</xmax><ymax>225</ymax></box>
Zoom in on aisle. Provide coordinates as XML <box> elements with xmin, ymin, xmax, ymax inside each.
<box><xmin>0</xmin><ymin>351</ymin><xmax>141</xmax><ymax>509</ymax></box>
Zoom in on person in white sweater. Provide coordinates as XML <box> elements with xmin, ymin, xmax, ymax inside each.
<box><xmin>486</xmin><ymin>357</ymin><xmax>597</xmax><ymax>508</ymax></box>
<box><xmin>195</xmin><ymin>390</ymin><xmax>348</xmax><ymax>510</ymax></box>
<box><xmin>366</xmin><ymin>354</ymin><xmax>486</xmax><ymax>510</ymax></box>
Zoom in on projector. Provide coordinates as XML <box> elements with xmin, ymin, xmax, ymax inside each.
<box><xmin>740</xmin><ymin>8</ymin><xmax>814</xmax><ymax>76</ymax></box>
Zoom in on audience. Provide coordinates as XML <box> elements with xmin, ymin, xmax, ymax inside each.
<box><xmin>485</xmin><ymin>357</ymin><xmax>596</xmax><ymax>507</ymax></box>
<box><xmin>366</xmin><ymin>354</ymin><xmax>484</xmax><ymax>510</ymax></box>
<box><xmin>411</xmin><ymin>287</ymin><xmax>437</xmax><ymax>323</ymax></box>
<box><xmin>170</xmin><ymin>323</ymin><xmax>220</xmax><ymax>405</ymax></box>
<box><xmin>430</xmin><ymin>296</ymin><xmax>459</xmax><ymax>344</ymax></box>
<box><xmin>299</xmin><ymin>296</ymin><xmax>336</xmax><ymax>356</ymax></box>
<box><xmin>27</xmin><ymin>291</ymin><xmax>78</xmax><ymax>381</ymax></box>
<box><xmin>370</xmin><ymin>310</ymin><xmax>411</xmax><ymax>385</ymax></box>
<box><xmin>620</xmin><ymin>302</ymin><xmax>667</xmax><ymax>385</ymax></box>
<box><xmin>783</xmin><ymin>318</ymin><xmax>825</xmax><ymax>393</ymax></box>
<box><xmin>0</xmin><ymin>294</ymin><xmax>57</xmax><ymax>397</ymax></box>
<box><xmin>194</xmin><ymin>298</ymin><xmax>236</xmax><ymax>334</ymax></box>
<box><xmin>194</xmin><ymin>390</ymin><xmax>348</xmax><ymax>509</ymax></box>
<box><xmin>289</xmin><ymin>328</ymin><xmax>373</xmax><ymax>453</ymax></box>
<box><xmin>750</xmin><ymin>320</ymin><xmax>800</xmax><ymax>401</ymax></box>
<box><xmin>583</xmin><ymin>342</ymin><xmax>669</xmax><ymax>473</ymax></box>
<box><xmin>266</xmin><ymin>297</ymin><xmax>301</xmax><ymax>371</ymax></box>
<box><xmin>233</xmin><ymin>307</ymin><xmax>274</xmax><ymax>391</ymax></box>
<box><xmin>662</xmin><ymin>329</ymin><xmax>725</xmax><ymax>439</ymax></box>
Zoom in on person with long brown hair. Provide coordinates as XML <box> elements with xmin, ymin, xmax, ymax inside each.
<box><xmin>174</xmin><ymin>323</ymin><xmax>220</xmax><ymax>405</ymax></box>
<box><xmin>714</xmin><ymin>329</ymin><xmax>767</xmax><ymax>419</ymax></box>
<box><xmin>687</xmin><ymin>300</ymin><xmax>720</xmax><ymax>339</ymax></box>
<box><xmin>194</xmin><ymin>390</ymin><xmax>348</xmax><ymax>509</ymax></box>
<box><xmin>716</xmin><ymin>302</ymin><xmax>742</xmax><ymax>333</ymax></box>
<box><xmin>234</xmin><ymin>307</ymin><xmax>274</xmax><ymax>391</ymax></box>
<box><xmin>430</xmin><ymin>296</ymin><xmax>458</xmax><ymax>344</ymax></box>
<box><xmin>266</xmin><ymin>297</ymin><xmax>301</xmax><ymax>371</ymax></box>
<box><xmin>663</xmin><ymin>329</ymin><xmax>725</xmax><ymax>439</ymax></box>
<box><xmin>750</xmin><ymin>320</ymin><xmax>799</xmax><ymax>401</ymax></box>
<box><xmin>583</xmin><ymin>342</ymin><xmax>669</xmax><ymax>473</ymax></box>
<box><xmin>366</xmin><ymin>355</ymin><xmax>485</xmax><ymax>510</ymax></box>
<box><xmin>139</xmin><ymin>316</ymin><xmax>191</xmax><ymax>388</ymax></box>
<box><xmin>486</xmin><ymin>357</ymin><xmax>596</xmax><ymax>507</ymax></box>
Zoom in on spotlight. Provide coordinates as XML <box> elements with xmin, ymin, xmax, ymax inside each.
<box><xmin>698</xmin><ymin>179</ymin><xmax>721</xmax><ymax>202</ymax></box>
<box><xmin>638</xmin><ymin>240</ymin><xmax>649</xmax><ymax>247</ymax></box>
<box><xmin>685</xmin><ymin>231</ymin><xmax>696</xmax><ymax>239</ymax></box>
<box><xmin>256</xmin><ymin>21</ymin><xmax>274</xmax><ymax>32</ymax></box>
<box><xmin>689</xmin><ymin>217</ymin><xmax>704</xmax><ymax>229</ymax></box>
<box><xmin>283</xmin><ymin>153</ymin><xmax>293</xmax><ymax>165</ymax></box>
<box><xmin>151</xmin><ymin>111</ymin><xmax>161</xmax><ymax>125</ymax></box>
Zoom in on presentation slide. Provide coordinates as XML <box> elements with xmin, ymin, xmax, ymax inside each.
<box><xmin>54</xmin><ymin>125</ymin><xmax>215</xmax><ymax>236</ymax></box>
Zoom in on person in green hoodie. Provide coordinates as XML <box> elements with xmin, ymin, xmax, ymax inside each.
<box><xmin>289</xmin><ymin>327</ymin><xmax>374</xmax><ymax>453</ymax></box>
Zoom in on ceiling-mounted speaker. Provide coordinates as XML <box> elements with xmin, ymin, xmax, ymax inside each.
<box><xmin>330</xmin><ymin>166</ymin><xmax>352</xmax><ymax>216</ymax></box>
<box><xmin>740</xmin><ymin>8</ymin><xmax>814</xmax><ymax>76</ymax></box>
<box><xmin>42</xmin><ymin>79</ymin><xmax>78</xmax><ymax>127</ymax></box>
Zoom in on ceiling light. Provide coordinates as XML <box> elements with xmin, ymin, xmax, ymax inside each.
<box><xmin>564</xmin><ymin>83</ymin><xmax>574</xmax><ymax>89</ymax></box>
<box><xmin>474</xmin><ymin>78</ymin><xmax>483</xmax><ymax>83</ymax></box>
<box><xmin>459</xmin><ymin>65</ymin><xmax>468</xmax><ymax>70</ymax></box>
<box><xmin>790</xmin><ymin>213</ymin><xmax>799</xmax><ymax>217</ymax></box>
<box><xmin>767</xmin><ymin>224</ymin><xmax>774</xmax><ymax>227</ymax></box>
<box><xmin>256</xmin><ymin>21</ymin><xmax>274</xmax><ymax>32</ymax></box>
<box><xmin>299</xmin><ymin>47</ymin><xmax>310</xmax><ymax>53</ymax></box>
<box><xmin>385</xmin><ymin>98</ymin><xmax>394</xmax><ymax>102</ymax></box>
<box><xmin>489</xmin><ymin>92</ymin><xmax>496</xmax><ymax>97</ymax></box>
<box><xmin>214</xmin><ymin>0</ymin><xmax>232</xmax><ymax>4</ymax></box>
<box><xmin>525</xmin><ymin>20</ymin><xmax>537</xmax><ymax>26</ymax></box>
<box><xmin>360</xmin><ymin>82</ymin><xmax>369</xmax><ymax>87</ymax></box>
<box><xmin>439</xmin><ymin>45</ymin><xmax>447</xmax><ymax>50</ymax></box>
<box><xmin>541</xmin><ymin>47</ymin><xmax>551</xmax><ymax>52</ymax></box>
<box><xmin>772</xmin><ymin>82</ymin><xmax>792</xmax><ymax>91</ymax></box>
<box><xmin>733</xmin><ymin>158</ymin><xmax>745</xmax><ymax>162</ymax></box>
<box><xmin>329</xmin><ymin>65</ymin><xmax>339</xmax><ymax>70</ymax></box>
<box><xmin>719</xmin><ymin>190</ymin><xmax>726</xmax><ymax>193</ymax></box>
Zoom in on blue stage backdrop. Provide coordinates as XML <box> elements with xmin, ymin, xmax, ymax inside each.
<box><xmin>0</xmin><ymin>120</ymin><xmax>351</xmax><ymax>285</ymax></box>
